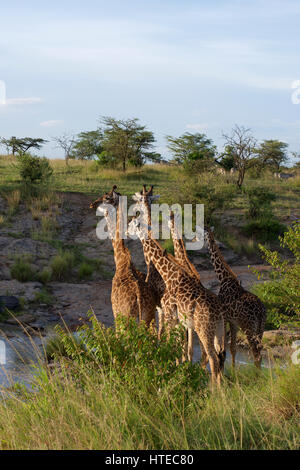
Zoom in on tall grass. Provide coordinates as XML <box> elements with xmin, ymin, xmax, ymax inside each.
<box><xmin>0</xmin><ymin>317</ymin><xmax>299</xmax><ymax>450</ymax></box>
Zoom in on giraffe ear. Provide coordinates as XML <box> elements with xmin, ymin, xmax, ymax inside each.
<box><xmin>149</xmin><ymin>195</ymin><xmax>160</xmax><ymax>201</ymax></box>
<box><xmin>211</xmin><ymin>226</ymin><xmax>215</xmax><ymax>232</ymax></box>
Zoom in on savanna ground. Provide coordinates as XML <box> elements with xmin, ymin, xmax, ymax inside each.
<box><xmin>0</xmin><ymin>155</ymin><xmax>299</xmax><ymax>450</ymax></box>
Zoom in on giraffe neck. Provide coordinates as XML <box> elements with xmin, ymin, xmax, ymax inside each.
<box><xmin>139</xmin><ymin>236</ymin><xmax>189</xmax><ymax>290</ymax></box>
<box><xmin>105</xmin><ymin>205</ymin><xmax>131</xmax><ymax>272</ymax></box>
<box><xmin>169</xmin><ymin>217</ymin><xmax>200</xmax><ymax>280</ymax></box>
<box><xmin>206</xmin><ymin>231</ymin><xmax>238</xmax><ymax>283</ymax></box>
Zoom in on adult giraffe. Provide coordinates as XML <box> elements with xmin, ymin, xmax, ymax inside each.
<box><xmin>90</xmin><ymin>185</ymin><xmax>156</xmax><ymax>326</ymax></box>
<box><xmin>197</xmin><ymin>226</ymin><xmax>266</xmax><ymax>368</ymax></box>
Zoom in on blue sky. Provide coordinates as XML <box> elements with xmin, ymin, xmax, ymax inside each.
<box><xmin>0</xmin><ymin>0</ymin><xmax>300</xmax><ymax>162</ymax></box>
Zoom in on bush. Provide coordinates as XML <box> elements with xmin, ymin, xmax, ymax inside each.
<box><xmin>252</xmin><ymin>221</ymin><xmax>300</xmax><ymax>328</ymax></box>
<box><xmin>10</xmin><ymin>257</ymin><xmax>36</xmax><ymax>282</ymax></box>
<box><xmin>53</xmin><ymin>313</ymin><xmax>207</xmax><ymax>394</ymax></box>
<box><xmin>78</xmin><ymin>262</ymin><xmax>94</xmax><ymax>280</ymax></box>
<box><xmin>244</xmin><ymin>187</ymin><xmax>276</xmax><ymax>219</ymax></box>
<box><xmin>177</xmin><ymin>174</ymin><xmax>237</xmax><ymax>223</ymax></box>
<box><xmin>36</xmin><ymin>267</ymin><xmax>52</xmax><ymax>284</ymax></box>
<box><xmin>243</xmin><ymin>218</ymin><xmax>286</xmax><ymax>242</ymax></box>
<box><xmin>51</xmin><ymin>250</ymin><xmax>75</xmax><ymax>281</ymax></box>
<box><xmin>16</xmin><ymin>153</ymin><xmax>53</xmax><ymax>184</ymax></box>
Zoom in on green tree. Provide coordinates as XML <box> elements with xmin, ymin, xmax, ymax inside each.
<box><xmin>1</xmin><ymin>136</ymin><xmax>47</xmax><ymax>156</ymax></box>
<box><xmin>72</xmin><ymin>130</ymin><xmax>103</xmax><ymax>160</ymax></box>
<box><xmin>166</xmin><ymin>132</ymin><xmax>216</xmax><ymax>173</ymax></box>
<box><xmin>216</xmin><ymin>145</ymin><xmax>236</xmax><ymax>171</ymax></box>
<box><xmin>99</xmin><ymin>117</ymin><xmax>156</xmax><ymax>171</ymax></box>
<box><xmin>256</xmin><ymin>140</ymin><xmax>289</xmax><ymax>171</ymax></box>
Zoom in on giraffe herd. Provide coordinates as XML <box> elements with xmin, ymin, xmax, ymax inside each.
<box><xmin>90</xmin><ymin>184</ymin><xmax>266</xmax><ymax>387</ymax></box>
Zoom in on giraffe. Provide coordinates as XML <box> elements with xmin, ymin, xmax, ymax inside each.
<box><xmin>128</xmin><ymin>204</ymin><xmax>226</xmax><ymax>387</ymax></box>
<box><xmin>90</xmin><ymin>185</ymin><xmax>156</xmax><ymax>327</ymax></box>
<box><xmin>198</xmin><ymin>226</ymin><xmax>266</xmax><ymax>368</ymax></box>
<box><xmin>167</xmin><ymin>210</ymin><xmax>201</xmax><ymax>361</ymax></box>
<box><xmin>132</xmin><ymin>185</ymin><xmax>166</xmax><ymax>338</ymax></box>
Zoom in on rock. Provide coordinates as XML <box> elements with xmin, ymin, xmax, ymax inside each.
<box><xmin>0</xmin><ymin>280</ymin><xmax>42</xmax><ymax>302</ymax></box>
<box><xmin>0</xmin><ymin>264</ymin><xmax>11</xmax><ymax>281</ymax></box>
<box><xmin>0</xmin><ymin>295</ymin><xmax>20</xmax><ymax>312</ymax></box>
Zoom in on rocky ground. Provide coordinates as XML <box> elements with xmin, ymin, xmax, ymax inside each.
<box><xmin>0</xmin><ymin>192</ymin><xmax>298</xmax><ymax>359</ymax></box>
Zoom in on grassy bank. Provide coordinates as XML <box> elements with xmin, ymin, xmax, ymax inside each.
<box><xmin>0</xmin><ymin>317</ymin><xmax>299</xmax><ymax>450</ymax></box>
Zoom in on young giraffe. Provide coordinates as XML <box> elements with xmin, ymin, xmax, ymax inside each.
<box><xmin>133</xmin><ymin>185</ymin><xmax>166</xmax><ymax>338</ymax></box>
<box><xmin>199</xmin><ymin>226</ymin><xmax>266</xmax><ymax>368</ymax></box>
<box><xmin>167</xmin><ymin>211</ymin><xmax>201</xmax><ymax>361</ymax></box>
<box><xmin>90</xmin><ymin>186</ymin><xmax>156</xmax><ymax>326</ymax></box>
<box><xmin>129</xmin><ymin>201</ymin><xmax>226</xmax><ymax>386</ymax></box>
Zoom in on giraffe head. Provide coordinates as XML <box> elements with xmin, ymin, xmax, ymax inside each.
<box><xmin>89</xmin><ymin>185</ymin><xmax>120</xmax><ymax>212</ymax></box>
<box><xmin>132</xmin><ymin>185</ymin><xmax>160</xmax><ymax>208</ymax></box>
<box><xmin>127</xmin><ymin>215</ymin><xmax>150</xmax><ymax>240</ymax></box>
<box><xmin>195</xmin><ymin>225</ymin><xmax>214</xmax><ymax>248</ymax></box>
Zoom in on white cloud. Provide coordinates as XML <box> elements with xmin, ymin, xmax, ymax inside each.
<box><xmin>4</xmin><ymin>97</ymin><xmax>43</xmax><ymax>106</ymax></box>
<box><xmin>40</xmin><ymin>120</ymin><xmax>63</xmax><ymax>127</ymax></box>
<box><xmin>186</xmin><ymin>122</ymin><xmax>220</xmax><ymax>132</ymax></box>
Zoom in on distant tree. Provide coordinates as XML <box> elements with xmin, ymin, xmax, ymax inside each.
<box><xmin>166</xmin><ymin>132</ymin><xmax>216</xmax><ymax>173</ymax></box>
<box><xmin>223</xmin><ymin>125</ymin><xmax>257</xmax><ymax>188</ymax></box>
<box><xmin>215</xmin><ymin>146</ymin><xmax>236</xmax><ymax>171</ymax></box>
<box><xmin>256</xmin><ymin>140</ymin><xmax>289</xmax><ymax>171</ymax></box>
<box><xmin>72</xmin><ymin>130</ymin><xmax>103</xmax><ymax>160</ymax></box>
<box><xmin>99</xmin><ymin>117</ymin><xmax>156</xmax><ymax>171</ymax></box>
<box><xmin>291</xmin><ymin>152</ymin><xmax>300</xmax><ymax>171</ymax></box>
<box><xmin>1</xmin><ymin>136</ymin><xmax>47</xmax><ymax>156</ymax></box>
<box><xmin>53</xmin><ymin>133</ymin><xmax>76</xmax><ymax>166</ymax></box>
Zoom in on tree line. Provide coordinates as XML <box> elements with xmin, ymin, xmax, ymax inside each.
<box><xmin>1</xmin><ymin>118</ymin><xmax>299</xmax><ymax>186</ymax></box>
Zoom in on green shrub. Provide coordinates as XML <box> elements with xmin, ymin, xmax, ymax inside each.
<box><xmin>252</xmin><ymin>221</ymin><xmax>300</xmax><ymax>328</ymax></box>
<box><xmin>177</xmin><ymin>174</ymin><xmax>237</xmax><ymax>223</ymax></box>
<box><xmin>78</xmin><ymin>262</ymin><xmax>94</xmax><ymax>280</ymax></box>
<box><xmin>16</xmin><ymin>153</ymin><xmax>53</xmax><ymax>184</ymax></box>
<box><xmin>10</xmin><ymin>257</ymin><xmax>36</xmax><ymax>282</ymax></box>
<box><xmin>244</xmin><ymin>186</ymin><xmax>276</xmax><ymax>219</ymax></box>
<box><xmin>243</xmin><ymin>218</ymin><xmax>286</xmax><ymax>242</ymax></box>
<box><xmin>36</xmin><ymin>267</ymin><xmax>52</xmax><ymax>284</ymax></box>
<box><xmin>55</xmin><ymin>313</ymin><xmax>207</xmax><ymax>394</ymax></box>
<box><xmin>50</xmin><ymin>250</ymin><xmax>75</xmax><ymax>281</ymax></box>
<box><xmin>34</xmin><ymin>289</ymin><xmax>53</xmax><ymax>305</ymax></box>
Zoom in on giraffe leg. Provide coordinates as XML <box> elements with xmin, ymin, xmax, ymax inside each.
<box><xmin>229</xmin><ymin>323</ymin><xmax>238</xmax><ymax>369</ymax></box>
<box><xmin>157</xmin><ymin>307</ymin><xmax>164</xmax><ymax>339</ymax></box>
<box><xmin>187</xmin><ymin>327</ymin><xmax>193</xmax><ymax>362</ymax></box>
<box><xmin>181</xmin><ymin>328</ymin><xmax>188</xmax><ymax>362</ymax></box>
<box><xmin>246</xmin><ymin>331</ymin><xmax>262</xmax><ymax>369</ymax></box>
<box><xmin>196</xmin><ymin>330</ymin><xmax>221</xmax><ymax>388</ymax></box>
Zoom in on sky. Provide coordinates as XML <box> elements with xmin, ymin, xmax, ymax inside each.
<box><xmin>0</xmin><ymin>0</ymin><xmax>300</xmax><ymax>162</ymax></box>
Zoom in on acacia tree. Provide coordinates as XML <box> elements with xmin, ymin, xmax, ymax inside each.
<box><xmin>256</xmin><ymin>140</ymin><xmax>289</xmax><ymax>171</ymax></box>
<box><xmin>1</xmin><ymin>136</ymin><xmax>47</xmax><ymax>155</ymax></box>
<box><xmin>71</xmin><ymin>130</ymin><xmax>103</xmax><ymax>160</ymax></box>
<box><xmin>223</xmin><ymin>125</ymin><xmax>257</xmax><ymax>188</ymax></box>
<box><xmin>99</xmin><ymin>117</ymin><xmax>156</xmax><ymax>171</ymax></box>
<box><xmin>166</xmin><ymin>132</ymin><xmax>216</xmax><ymax>173</ymax></box>
<box><xmin>53</xmin><ymin>133</ymin><xmax>76</xmax><ymax>166</ymax></box>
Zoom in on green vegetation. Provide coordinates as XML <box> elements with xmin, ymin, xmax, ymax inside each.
<box><xmin>50</xmin><ymin>250</ymin><xmax>76</xmax><ymax>281</ymax></box>
<box><xmin>253</xmin><ymin>221</ymin><xmax>300</xmax><ymax>328</ymax></box>
<box><xmin>0</xmin><ymin>316</ymin><xmax>299</xmax><ymax>450</ymax></box>
<box><xmin>16</xmin><ymin>153</ymin><xmax>53</xmax><ymax>185</ymax></box>
<box><xmin>166</xmin><ymin>132</ymin><xmax>216</xmax><ymax>173</ymax></box>
<box><xmin>10</xmin><ymin>256</ymin><xmax>36</xmax><ymax>282</ymax></box>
